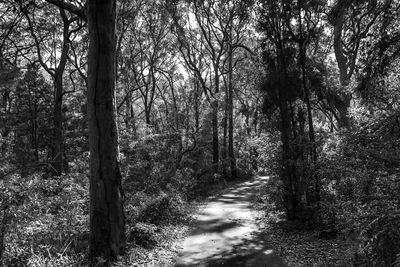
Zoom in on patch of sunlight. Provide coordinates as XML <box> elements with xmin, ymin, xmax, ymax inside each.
<box><xmin>221</xmin><ymin>193</ymin><xmax>236</xmax><ymax>198</ymax></box>
<box><xmin>263</xmin><ymin>249</ymin><xmax>274</xmax><ymax>255</ymax></box>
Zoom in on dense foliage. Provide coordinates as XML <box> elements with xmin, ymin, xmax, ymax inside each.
<box><xmin>0</xmin><ymin>0</ymin><xmax>399</xmax><ymax>266</ymax></box>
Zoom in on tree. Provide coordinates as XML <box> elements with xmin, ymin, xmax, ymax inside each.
<box><xmin>258</xmin><ymin>0</ymin><xmax>308</xmax><ymax>219</ymax></box>
<box><xmin>327</xmin><ymin>0</ymin><xmax>392</xmax><ymax>128</ymax></box>
<box><xmin>44</xmin><ymin>0</ymin><xmax>126</xmax><ymax>260</ymax></box>
<box><xmin>20</xmin><ymin>1</ymin><xmax>79</xmax><ymax>175</ymax></box>
<box><xmin>86</xmin><ymin>0</ymin><xmax>126</xmax><ymax>259</ymax></box>
<box><xmin>12</xmin><ymin>64</ymin><xmax>53</xmax><ymax>176</ymax></box>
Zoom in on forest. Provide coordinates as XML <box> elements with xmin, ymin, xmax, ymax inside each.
<box><xmin>0</xmin><ymin>0</ymin><xmax>400</xmax><ymax>266</ymax></box>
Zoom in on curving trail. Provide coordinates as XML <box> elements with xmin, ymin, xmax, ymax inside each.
<box><xmin>174</xmin><ymin>176</ymin><xmax>287</xmax><ymax>267</ymax></box>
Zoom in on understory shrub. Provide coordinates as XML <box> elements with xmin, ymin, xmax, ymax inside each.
<box><xmin>315</xmin><ymin>111</ymin><xmax>400</xmax><ymax>266</ymax></box>
<box><xmin>1</xmin><ymin>172</ymin><xmax>89</xmax><ymax>266</ymax></box>
<box><xmin>127</xmin><ymin>222</ymin><xmax>159</xmax><ymax>248</ymax></box>
<box><xmin>136</xmin><ymin>192</ymin><xmax>187</xmax><ymax>225</ymax></box>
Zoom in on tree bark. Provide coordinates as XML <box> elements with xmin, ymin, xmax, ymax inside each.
<box><xmin>212</xmin><ymin>99</ymin><xmax>219</xmax><ymax>173</ymax></box>
<box><xmin>227</xmin><ymin>27</ymin><xmax>236</xmax><ymax>179</ymax></box>
<box><xmin>194</xmin><ymin>80</ymin><xmax>200</xmax><ymax>130</ymax></box>
<box><xmin>329</xmin><ymin>0</ymin><xmax>353</xmax><ymax>128</ymax></box>
<box><xmin>222</xmin><ymin>83</ymin><xmax>228</xmax><ymax>178</ymax></box>
<box><xmin>87</xmin><ymin>0</ymin><xmax>125</xmax><ymax>259</ymax></box>
<box><xmin>52</xmin><ymin>73</ymin><xmax>65</xmax><ymax>175</ymax></box>
<box><xmin>279</xmin><ymin>99</ymin><xmax>297</xmax><ymax>220</ymax></box>
<box><xmin>212</xmin><ymin>66</ymin><xmax>220</xmax><ymax>174</ymax></box>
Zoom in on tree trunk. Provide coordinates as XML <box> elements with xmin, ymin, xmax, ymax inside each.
<box><xmin>222</xmin><ymin>84</ymin><xmax>228</xmax><ymax>178</ymax></box>
<box><xmin>279</xmin><ymin>99</ymin><xmax>297</xmax><ymax>220</ymax></box>
<box><xmin>329</xmin><ymin>0</ymin><xmax>352</xmax><ymax>128</ymax></box>
<box><xmin>87</xmin><ymin>0</ymin><xmax>126</xmax><ymax>260</ymax></box>
<box><xmin>52</xmin><ymin>74</ymin><xmax>64</xmax><ymax>176</ymax></box>
<box><xmin>194</xmin><ymin>80</ymin><xmax>200</xmax><ymax>130</ymax></box>
<box><xmin>298</xmin><ymin>1</ymin><xmax>318</xmax><ymax>201</ymax></box>
<box><xmin>212</xmin><ymin>99</ymin><xmax>219</xmax><ymax>173</ymax></box>
<box><xmin>227</xmin><ymin>31</ymin><xmax>236</xmax><ymax>179</ymax></box>
<box><xmin>337</xmin><ymin>94</ymin><xmax>351</xmax><ymax>128</ymax></box>
<box><xmin>212</xmin><ymin>66</ymin><xmax>220</xmax><ymax>174</ymax></box>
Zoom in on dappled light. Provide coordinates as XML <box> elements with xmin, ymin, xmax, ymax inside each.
<box><xmin>175</xmin><ymin>176</ymin><xmax>286</xmax><ymax>267</ymax></box>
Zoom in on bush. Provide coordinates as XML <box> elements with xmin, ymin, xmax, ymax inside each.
<box><xmin>314</xmin><ymin>112</ymin><xmax>400</xmax><ymax>266</ymax></box>
<box><xmin>1</xmin><ymin>173</ymin><xmax>88</xmax><ymax>266</ymax></box>
<box><xmin>137</xmin><ymin>192</ymin><xmax>188</xmax><ymax>225</ymax></box>
<box><xmin>127</xmin><ymin>222</ymin><xmax>159</xmax><ymax>248</ymax></box>
<box><xmin>358</xmin><ymin>213</ymin><xmax>400</xmax><ymax>267</ymax></box>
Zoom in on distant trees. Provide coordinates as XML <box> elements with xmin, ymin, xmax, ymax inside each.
<box><xmin>169</xmin><ymin>0</ymin><xmax>253</xmax><ymax>178</ymax></box>
<box><xmin>258</xmin><ymin>0</ymin><xmax>326</xmax><ymax>219</ymax></box>
<box><xmin>19</xmin><ymin>1</ymin><xmax>81</xmax><ymax>175</ymax></box>
<box><xmin>13</xmin><ymin>65</ymin><xmax>53</xmax><ymax>176</ymax></box>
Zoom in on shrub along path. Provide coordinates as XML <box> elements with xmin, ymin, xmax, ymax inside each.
<box><xmin>174</xmin><ymin>176</ymin><xmax>287</xmax><ymax>267</ymax></box>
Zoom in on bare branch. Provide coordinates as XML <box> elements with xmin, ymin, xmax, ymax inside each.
<box><xmin>44</xmin><ymin>0</ymin><xmax>86</xmax><ymax>21</ymax></box>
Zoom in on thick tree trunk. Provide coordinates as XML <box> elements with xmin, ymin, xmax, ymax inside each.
<box><xmin>87</xmin><ymin>0</ymin><xmax>126</xmax><ymax>260</ymax></box>
<box><xmin>329</xmin><ymin>0</ymin><xmax>352</xmax><ymax>128</ymax></box>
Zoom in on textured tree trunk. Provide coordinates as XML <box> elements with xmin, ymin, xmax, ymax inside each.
<box><xmin>212</xmin><ymin>99</ymin><xmax>219</xmax><ymax>173</ymax></box>
<box><xmin>87</xmin><ymin>0</ymin><xmax>126</xmax><ymax>260</ymax></box>
<box><xmin>222</xmin><ymin>84</ymin><xmax>228</xmax><ymax>178</ymax></box>
<box><xmin>337</xmin><ymin>94</ymin><xmax>351</xmax><ymax>128</ymax></box>
<box><xmin>227</xmin><ymin>30</ymin><xmax>236</xmax><ymax>179</ymax></box>
<box><xmin>52</xmin><ymin>74</ymin><xmax>64</xmax><ymax>175</ymax></box>
<box><xmin>145</xmin><ymin>108</ymin><xmax>151</xmax><ymax>126</ymax></box>
<box><xmin>212</xmin><ymin>66</ymin><xmax>220</xmax><ymax>174</ymax></box>
<box><xmin>329</xmin><ymin>0</ymin><xmax>352</xmax><ymax>128</ymax></box>
<box><xmin>279</xmin><ymin>99</ymin><xmax>297</xmax><ymax>220</ymax></box>
<box><xmin>194</xmin><ymin>81</ymin><xmax>200</xmax><ymax>130</ymax></box>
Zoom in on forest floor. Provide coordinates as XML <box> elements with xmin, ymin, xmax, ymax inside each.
<box><xmin>251</xmin><ymin>179</ymin><xmax>356</xmax><ymax>267</ymax></box>
<box><xmin>123</xmin><ymin>176</ymin><xmax>354</xmax><ymax>267</ymax></box>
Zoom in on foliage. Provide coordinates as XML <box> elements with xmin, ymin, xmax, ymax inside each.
<box><xmin>127</xmin><ymin>223</ymin><xmax>159</xmax><ymax>249</ymax></box>
<box><xmin>313</xmin><ymin>111</ymin><xmax>400</xmax><ymax>266</ymax></box>
<box><xmin>135</xmin><ymin>192</ymin><xmax>188</xmax><ymax>225</ymax></box>
<box><xmin>1</xmin><ymin>0</ymin><xmax>400</xmax><ymax>265</ymax></box>
<box><xmin>1</xmin><ymin>171</ymin><xmax>88</xmax><ymax>266</ymax></box>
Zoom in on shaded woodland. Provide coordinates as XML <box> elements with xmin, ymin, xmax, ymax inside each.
<box><xmin>0</xmin><ymin>0</ymin><xmax>400</xmax><ymax>266</ymax></box>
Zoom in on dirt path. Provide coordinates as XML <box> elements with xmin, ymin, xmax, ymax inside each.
<box><xmin>174</xmin><ymin>176</ymin><xmax>287</xmax><ymax>267</ymax></box>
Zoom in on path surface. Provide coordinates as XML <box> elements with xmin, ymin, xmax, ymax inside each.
<box><xmin>174</xmin><ymin>176</ymin><xmax>287</xmax><ymax>267</ymax></box>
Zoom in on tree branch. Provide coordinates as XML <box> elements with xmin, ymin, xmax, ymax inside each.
<box><xmin>44</xmin><ymin>0</ymin><xmax>86</xmax><ymax>21</ymax></box>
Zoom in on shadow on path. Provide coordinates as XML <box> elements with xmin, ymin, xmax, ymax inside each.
<box><xmin>174</xmin><ymin>176</ymin><xmax>287</xmax><ymax>267</ymax></box>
